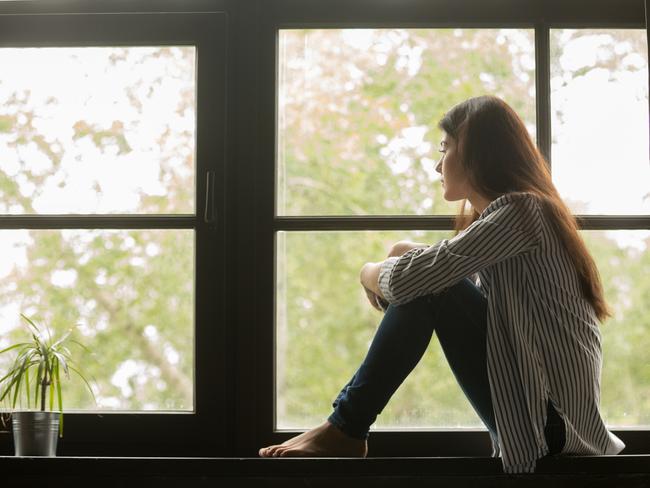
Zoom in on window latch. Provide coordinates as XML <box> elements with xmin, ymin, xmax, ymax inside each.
<box><xmin>204</xmin><ymin>170</ymin><xmax>217</xmax><ymax>226</ymax></box>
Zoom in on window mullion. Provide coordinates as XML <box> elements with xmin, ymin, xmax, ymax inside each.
<box><xmin>273</xmin><ymin>217</ymin><xmax>457</xmax><ymax>232</ymax></box>
<box><xmin>0</xmin><ymin>215</ymin><xmax>196</xmax><ymax>230</ymax></box>
<box><xmin>535</xmin><ymin>22</ymin><xmax>552</xmax><ymax>169</ymax></box>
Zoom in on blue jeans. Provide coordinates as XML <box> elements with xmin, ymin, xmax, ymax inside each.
<box><xmin>327</xmin><ymin>277</ymin><xmax>565</xmax><ymax>456</ymax></box>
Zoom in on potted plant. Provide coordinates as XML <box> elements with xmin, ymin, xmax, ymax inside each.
<box><xmin>0</xmin><ymin>313</ymin><xmax>96</xmax><ymax>456</ymax></box>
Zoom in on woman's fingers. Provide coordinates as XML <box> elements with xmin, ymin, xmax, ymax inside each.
<box><xmin>363</xmin><ymin>286</ymin><xmax>382</xmax><ymax>311</ymax></box>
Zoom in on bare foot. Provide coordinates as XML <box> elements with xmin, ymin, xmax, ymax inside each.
<box><xmin>258</xmin><ymin>420</ymin><xmax>368</xmax><ymax>458</ymax></box>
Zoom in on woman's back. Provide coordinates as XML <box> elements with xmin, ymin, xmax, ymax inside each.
<box><xmin>469</xmin><ymin>192</ymin><xmax>625</xmax><ymax>471</ymax></box>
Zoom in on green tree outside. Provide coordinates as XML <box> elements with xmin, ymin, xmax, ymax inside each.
<box><xmin>0</xmin><ymin>31</ymin><xmax>647</xmax><ymax>432</ymax></box>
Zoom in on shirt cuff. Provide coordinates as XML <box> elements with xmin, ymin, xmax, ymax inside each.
<box><xmin>378</xmin><ymin>256</ymin><xmax>400</xmax><ymax>303</ymax></box>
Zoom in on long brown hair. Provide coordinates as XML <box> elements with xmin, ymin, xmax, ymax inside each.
<box><xmin>438</xmin><ymin>95</ymin><xmax>612</xmax><ymax>323</ymax></box>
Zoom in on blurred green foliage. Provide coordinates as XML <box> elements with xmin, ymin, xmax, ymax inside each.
<box><xmin>0</xmin><ymin>30</ymin><xmax>647</xmax><ymax>433</ymax></box>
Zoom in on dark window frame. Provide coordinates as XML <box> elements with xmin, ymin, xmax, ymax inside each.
<box><xmin>256</xmin><ymin>0</ymin><xmax>650</xmax><ymax>458</ymax></box>
<box><xmin>0</xmin><ymin>5</ymin><xmax>229</xmax><ymax>456</ymax></box>
<box><xmin>0</xmin><ymin>0</ymin><xmax>647</xmax><ymax>459</ymax></box>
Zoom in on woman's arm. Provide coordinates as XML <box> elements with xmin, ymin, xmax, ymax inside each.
<box><xmin>387</xmin><ymin>240</ymin><xmax>430</xmax><ymax>258</ymax></box>
<box><xmin>378</xmin><ymin>195</ymin><xmax>541</xmax><ymax>306</ymax></box>
<box><xmin>360</xmin><ymin>241</ymin><xmax>430</xmax><ymax>299</ymax></box>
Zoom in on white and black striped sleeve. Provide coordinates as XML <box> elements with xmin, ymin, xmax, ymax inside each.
<box><xmin>378</xmin><ymin>196</ymin><xmax>541</xmax><ymax>306</ymax></box>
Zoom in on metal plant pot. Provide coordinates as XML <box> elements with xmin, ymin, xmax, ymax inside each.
<box><xmin>12</xmin><ymin>411</ymin><xmax>60</xmax><ymax>457</ymax></box>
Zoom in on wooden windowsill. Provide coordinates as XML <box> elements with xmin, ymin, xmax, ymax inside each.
<box><xmin>1</xmin><ymin>454</ymin><xmax>649</xmax><ymax>476</ymax></box>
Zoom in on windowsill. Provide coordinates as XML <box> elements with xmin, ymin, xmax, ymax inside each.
<box><xmin>1</xmin><ymin>454</ymin><xmax>649</xmax><ymax>477</ymax></box>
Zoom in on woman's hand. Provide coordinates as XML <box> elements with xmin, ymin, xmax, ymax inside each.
<box><xmin>359</xmin><ymin>242</ymin><xmax>428</xmax><ymax>312</ymax></box>
<box><xmin>359</xmin><ymin>262</ymin><xmax>382</xmax><ymax>295</ymax></box>
<box><xmin>360</xmin><ymin>262</ymin><xmax>386</xmax><ymax>312</ymax></box>
<box><xmin>363</xmin><ymin>285</ymin><xmax>383</xmax><ymax>312</ymax></box>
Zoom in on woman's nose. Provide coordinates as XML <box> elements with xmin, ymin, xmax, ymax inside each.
<box><xmin>435</xmin><ymin>159</ymin><xmax>442</xmax><ymax>173</ymax></box>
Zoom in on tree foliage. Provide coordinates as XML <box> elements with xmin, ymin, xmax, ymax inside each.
<box><xmin>0</xmin><ymin>31</ymin><xmax>647</xmax><ymax>431</ymax></box>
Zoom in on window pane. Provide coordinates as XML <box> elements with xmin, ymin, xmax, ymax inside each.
<box><xmin>585</xmin><ymin>229</ymin><xmax>650</xmax><ymax>427</ymax></box>
<box><xmin>276</xmin><ymin>229</ymin><xmax>650</xmax><ymax>430</ymax></box>
<box><xmin>0</xmin><ymin>47</ymin><xmax>196</xmax><ymax>214</ymax></box>
<box><xmin>550</xmin><ymin>29</ymin><xmax>649</xmax><ymax>215</ymax></box>
<box><xmin>277</xmin><ymin>29</ymin><xmax>536</xmax><ymax>217</ymax></box>
<box><xmin>276</xmin><ymin>230</ymin><xmax>484</xmax><ymax>431</ymax></box>
<box><xmin>0</xmin><ymin>229</ymin><xmax>194</xmax><ymax>411</ymax></box>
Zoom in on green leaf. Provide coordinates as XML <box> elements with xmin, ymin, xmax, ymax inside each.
<box><xmin>69</xmin><ymin>366</ymin><xmax>97</xmax><ymax>406</ymax></box>
<box><xmin>20</xmin><ymin>313</ymin><xmax>41</xmax><ymax>334</ymax></box>
<box><xmin>69</xmin><ymin>339</ymin><xmax>92</xmax><ymax>355</ymax></box>
<box><xmin>25</xmin><ymin>367</ymin><xmax>31</xmax><ymax>408</ymax></box>
<box><xmin>12</xmin><ymin>368</ymin><xmax>23</xmax><ymax>409</ymax></box>
<box><xmin>9</xmin><ymin>352</ymin><xmax>31</xmax><ymax>407</ymax></box>
<box><xmin>38</xmin><ymin>338</ymin><xmax>49</xmax><ymax>360</ymax></box>
<box><xmin>0</xmin><ymin>350</ymin><xmax>33</xmax><ymax>386</ymax></box>
<box><xmin>54</xmin><ymin>361</ymin><xmax>63</xmax><ymax>414</ymax></box>
<box><xmin>0</xmin><ymin>361</ymin><xmax>30</xmax><ymax>406</ymax></box>
<box><xmin>48</xmin><ymin>362</ymin><xmax>55</xmax><ymax>412</ymax></box>
<box><xmin>44</xmin><ymin>322</ymin><xmax>54</xmax><ymax>347</ymax></box>
<box><xmin>35</xmin><ymin>362</ymin><xmax>43</xmax><ymax>406</ymax></box>
<box><xmin>0</xmin><ymin>368</ymin><xmax>16</xmax><ymax>386</ymax></box>
<box><xmin>51</xmin><ymin>329</ymin><xmax>73</xmax><ymax>351</ymax></box>
<box><xmin>0</xmin><ymin>370</ymin><xmax>16</xmax><ymax>402</ymax></box>
<box><xmin>0</xmin><ymin>342</ymin><xmax>31</xmax><ymax>356</ymax></box>
<box><xmin>51</xmin><ymin>351</ymin><xmax>70</xmax><ymax>380</ymax></box>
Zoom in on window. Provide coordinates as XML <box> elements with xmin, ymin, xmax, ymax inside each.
<box><xmin>275</xmin><ymin>27</ymin><xmax>536</xmax><ymax>431</ymax></box>
<box><xmin>261</xmin><ymin>0</ymin><xmax>650</xmax><ymax>456</ymax></box>
<box><xmin>0</xmin><ymin>46</ymin><xmax>197</xmax><ymax>411</ymax></box>
<box><xmin>550</xmin><ymin>29</ymin><xmax>648</xmax><ymax>216</ymax></box>
<box><xmin>550</xmin><ymin>29</ymin><xmax>649</xmax><ymax>428</ymax></box>
<box><xmin>0</xmin><ymin>0</ymin><xmax>647</xmax><ymax>458</ymax></box>
<box><xmin>0</xmin><ymin>11</ymin><xmax>226</xmax><ymax>453</ymax></box>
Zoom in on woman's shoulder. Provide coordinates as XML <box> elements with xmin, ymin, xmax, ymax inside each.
<box><xmin>479</xmin><ymin>191</ymin><xmax>540</xmax><ymax>220</ymax></box>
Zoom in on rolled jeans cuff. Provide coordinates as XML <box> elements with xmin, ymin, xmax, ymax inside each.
<box><xmin>327</xmin><ymin>410</ymin><xmax>370</xmax><ymax>441</ymax></box>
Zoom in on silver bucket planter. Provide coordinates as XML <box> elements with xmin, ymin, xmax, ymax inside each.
<box><xmin>12</xmin><ymin>411</ymin><xmax>60</xmax><ymax>456</ymax></box>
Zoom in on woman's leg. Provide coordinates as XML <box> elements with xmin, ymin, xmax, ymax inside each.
<box><xmin>328</xmin><ymin>276</ymin><xmax>565</xmax><ymax>455</ymax></box>
<box><xmin>259</xmin><ymin>277</ymin><xmax>492</xmax><ymax>457</ymax></box>
<box><xmin>327</xmin><ymin>277</ymin><xmax>496</xmax><ymax>441</ymax></box>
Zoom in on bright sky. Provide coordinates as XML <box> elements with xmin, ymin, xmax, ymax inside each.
<box><xmin>0</xmin><ymin>47</ymin><xmax>195</xmax><ymax>215</ymax></box>
<box><xmin>551</xmin><ymin>30</ymin><xmax>649</xmax><ymax>217</ymax></box>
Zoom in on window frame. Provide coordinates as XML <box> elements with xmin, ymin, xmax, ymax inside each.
<box><xmin>257</xmin><ymin>0</ymin><xmax>650</xmax><ymax>457</ymax></box>
<box><xmin>0</xmin><ymin>7</ymin><xmax>228</xmax><ymax>455</ymax></box>
<box><xmin>0</xmin><ymin>0</ymin><xmax>647</xmax><ymax>459</ymax></box>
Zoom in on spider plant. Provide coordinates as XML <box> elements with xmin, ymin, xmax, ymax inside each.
<box><xmin>0</xmin><ymin>313</ymin><xmax>96</xmax><ymax>437</ymax></box>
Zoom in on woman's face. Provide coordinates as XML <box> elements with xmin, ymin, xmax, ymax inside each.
<box><xmin>435</xmin><ymin>132</ymin><xmax>471</xmax><ymax>201</ymax></box>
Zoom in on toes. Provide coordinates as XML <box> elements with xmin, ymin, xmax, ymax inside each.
<box><xmin>260</xmin><ymin>441</ymin><xmax>319</xmax><ymax>458</ymax></box>
<box><xmin>272</xmin><ymin>447</ymin><xmax>287</xmax><ymax>457</ymax></box>
<box><xmin>259</xmin><ymin>445</ymin><xmax>281</xmax><ymax>457</ymax></box>
<box><xmin>270</xmin><ymin>446</ymin><xmax>286</xmax><ymax>457</ymax></box>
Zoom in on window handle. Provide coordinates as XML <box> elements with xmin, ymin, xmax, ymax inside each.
<box><xmin>204</xmin><ymin>170</ymin><xmax>217</xmax><ymax>225</ymax></box>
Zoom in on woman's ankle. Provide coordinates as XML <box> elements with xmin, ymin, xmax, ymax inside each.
<box><xmin>328</xmin><ymin>421</ymin><xmax>367</xmax><ymax>442</ymax></box>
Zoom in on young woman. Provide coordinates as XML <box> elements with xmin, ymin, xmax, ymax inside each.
<box><xmin>258</xmin><ymin>95</ymin><xmax>626</xmax><ymax>474</ymax></box>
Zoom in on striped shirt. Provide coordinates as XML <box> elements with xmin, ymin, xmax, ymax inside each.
<box><xmin>378</xmin><ymin>191</ymin><xmax>625</xmax><ymax>474</ymax></box>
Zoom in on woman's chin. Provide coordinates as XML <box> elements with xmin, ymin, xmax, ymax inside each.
<box><xmin>442</xmin><ymin>190</ymin><xmax>464</xmax><ymax>202</ymax></box>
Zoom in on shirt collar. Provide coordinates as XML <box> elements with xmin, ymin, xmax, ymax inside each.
<box><xmin>478</xmin><ymin>192</ymin><xmax>532</xmax><ymax>220</ymax></box>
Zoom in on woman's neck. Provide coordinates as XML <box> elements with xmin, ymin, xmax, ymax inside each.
<box><xmin>468</xmin><ymin>191</ymin><xmax>492</xmax><ymax>216</ymax></box>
